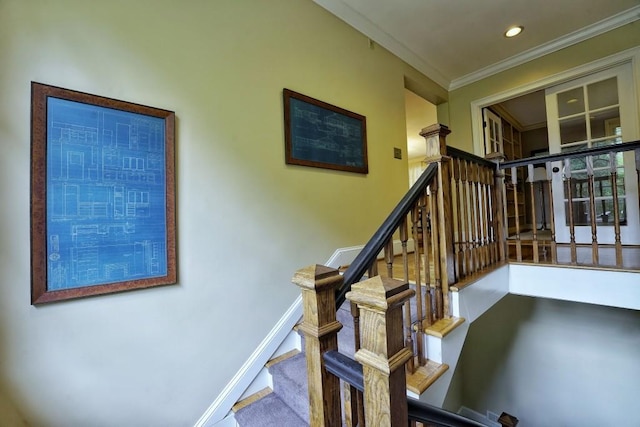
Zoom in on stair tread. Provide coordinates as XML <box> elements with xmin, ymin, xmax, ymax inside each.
<box><xmin>234</xmin><ymin>390</ymin><xmax>308</xmax><ymax>427</ymax></box>
<box><xmin>265</xmin><ymin>349</ymin><xmax>299</xmax><ymax>368</ymax></box>
<box><xmin>422</xmin><ymin>316</ymin><xmax>465</xmax><ymax>338</ymax></box>
<box><xmin>406</xmin><ymin>360</ymin><xmax>449</xmax><ymax>395</ymax></box>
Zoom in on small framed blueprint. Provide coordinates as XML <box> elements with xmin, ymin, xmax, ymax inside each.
<box><xmin>283</xmin><ymin>89</ymin><xmax>368</xmax><ymax>174</ymax></box>
<box><xmin>30</xmin><ymin>82</ymin><xmax>177</xmax><ymax>304</ymax></box>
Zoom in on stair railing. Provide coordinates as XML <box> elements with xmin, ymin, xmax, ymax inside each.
<box><xmin>294</xmin><ymin>265</ymin><xmax>486</xmax><ymax>427</ymax></box>
<box><xmin>337</xmin><ymin>124</ymin><xmax>504</xmax><ymax>375</ymax></box>
<box><xmin>293</xmin><ymin>123</ymin><xmax>508</xmax><ymax>426</ymax></box>
<box><xmin>500</xmin><ymin>140</ymin><xmax>640</xmax><ymax>269</ymax></box>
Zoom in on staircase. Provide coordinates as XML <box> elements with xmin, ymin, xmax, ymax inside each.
<box><xmin>230</xmin><ymin>291</ymin><xmax>469</xmax><ymax>426</ymax></box>
<box><xmin>203</xmin><ymin>127</ymin><xmax>640</xmax><ymax>427</ymax></box>
<box><xmin>230</xmin><ymin>303</ymin><xmax>353</xmax><ymax>426</ymax></box>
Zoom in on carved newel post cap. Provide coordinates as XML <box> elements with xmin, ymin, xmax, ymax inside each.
<box><xmin>419</xmin><ymin>123</ymin><xmax>451</xmax><ymax>159</ymax></box>
<box><xmin>292</xmin><ymin>264</ymin><xmax>341</xmax><ymax>291</ymax></box>
<box><xmin>346</xmin><ymin>275</ymin><xmax>414</xmax><ymax>311</ymax></box>
<box><xmin>419</xmin><ymin>123</ymin><xmax>451</xmax><ymax>138</ymax></box>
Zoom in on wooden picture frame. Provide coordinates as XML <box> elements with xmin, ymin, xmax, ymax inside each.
<box><xmin>283</xmin><ymin>88</ymin><xmax>368</xmax><ymax>174</ymax></box>
<box><xmin>31</xmin><ymin>82</ymin><xmax>177</xmax><ymax>304</ymax></box>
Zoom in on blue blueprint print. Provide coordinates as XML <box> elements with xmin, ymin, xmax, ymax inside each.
<box><xmin>46</xmin><ymin>97</ymin><xmax>167</xmax><ymax>290</ymax></box>
<box><xmin>290</xmin><ymin>98</ymin><xmax>365</xmax><ymax>168</ymax></box>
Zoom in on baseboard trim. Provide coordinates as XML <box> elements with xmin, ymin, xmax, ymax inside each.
<box><xmin>194</xmin><ymin>293</ymin><xmax>303</xmax><ymax>427</ymax></box>
<box><xmin>194</xmin><ymin>241</ymin><xmax>397</xmax><ymax>426</ymax></box>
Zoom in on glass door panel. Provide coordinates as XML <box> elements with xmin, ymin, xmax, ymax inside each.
<box><xmin>546</xmin><ymin>63</ymin><xmax>639</xmax><ymax>244</ymax></box>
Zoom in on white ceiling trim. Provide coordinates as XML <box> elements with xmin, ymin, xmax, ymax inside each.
<box><xmin>313</xmin><ymin>0</ymin><xmax>451</xmax><ymax>89</ymax></box>
<box><xmin>450</xmin><ymin>5</ymin><xmax>640</xmax><ymax>91</ymax></box>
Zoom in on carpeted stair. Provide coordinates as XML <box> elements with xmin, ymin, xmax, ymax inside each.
<box><xmin>234</xmin><ymin>303</ymin><xmax>355</xmax><ymax>426</ymax></box>
<box><xmin>234</xmin><ymin>285</ymin><xmax>443</xmax><ymax>426</ymax></box>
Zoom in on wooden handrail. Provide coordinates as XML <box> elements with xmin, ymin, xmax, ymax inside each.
<box><xmin>500</xmin><ymin>139</ymin><xmax>640</xmax><ymax>169</ymax></box>
<box><xmin>337</xmin><ymin>161</ymin><xmax>438</xmax><ymax>307</ymax></box>
<box><xmin>322</xmin><ymin>352</ymin><xmax>486</xmax><ymax>427</ymax></box>
<box><xmin>448</xmin><ymin>145</ymin><xmax>497</xmax><ymax>169</ymax></box>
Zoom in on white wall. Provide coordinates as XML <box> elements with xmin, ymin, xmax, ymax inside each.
<box><xmin>458</xmin><ymin>294</ymin><xmax>640</xmax><ymax>426</ymax></box>
<box><xmin>0</xmin><ymin>1</ymin><xmax>443</xmax><ymax>425</ymax></box>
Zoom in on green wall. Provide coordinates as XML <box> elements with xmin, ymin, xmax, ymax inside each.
<box><xmin>0</xmin><ymin>1</ymin><xmax>441</xmax><ymax>425</ymax></box>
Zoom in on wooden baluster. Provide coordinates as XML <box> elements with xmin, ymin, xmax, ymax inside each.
<box><xmin>435</xmin><ymin>166</ymin><xmax>447</xmax><ymax>319</ymax></box>
<box><xmin>586</xmin><ymin>156</ymin><xmax>599</xmax><ymax>265</ymax></box>
<box><xmin>461</xmin><ymin>160</ymin><xmax>474</xmax><ymax>272</ymax></box>
<box><xmin>399</xmin><ymin>216</ymin><xmax>415</xmax><ymax>373</ymax></box>
<box><xmin>545</xmin><ymin>162</ymin><xmax>557</xmax><ymax>264</ymax></box>
<box><xmin>565</xmin><ymin>159</ymin><xmax>577</xmax><ymax>264</ymax></box>
<box><xmin>475</xmin><ymin>163</ymin><xmax>484</xmax><ymax>268</ymax></box>
<box><xmin>481</xmin><ymin>166</ymin><xmax>492</xmax><ymax>267</ymax></box>
<box><xmin>511</xmin><ymin>166</ymin><xmax>522</xmax><ymax>262</ymax></box>
<box><xmin>428</xmin><ymin>175</ymin><xmax>442</xmax><ymax>323</ymax></box>
<box><xmin>292</xmin><ymin>265</ymin><xmax>343</xmax><ymax>427</ymax></box>
<box><xmin>411</xmin><ymin>202</ymin><xmax>425</xmax><ymax>365</ymax></box>
<box><xmin>467</xmin><ymin>163</ymin><xmax>478</xmax><ymax>271</ymax></box>
<box><xmin>347</xmin><ymin>276</ymin><xmax>415</xmax><ymax>427</ymax></box>
<box><xmin>384</xmin><ymin>239</ymin><xmax>394</xmax><ymax>278</ymax></box>
<box><xmin>473</xmin><ymin>163</ymin><xmax>485</xmax><ymax>269</ymax></box>
<box><xmin>368</xmin><ymin>260</ymin><xmax>378</xmax><ymax>278</ymax></box>
<box><xmin>609</xmin><ymin>152</ymin><xmax>623</xmax><ymax>267</ymax></box>
<box><xmin>421</xmin><ymin>191</ymin><xmax>433</xmax><ymax>328</ymax></box>
<box><xmin>492</xmin><ymin>164</ymin><xmax>507</xmax><ymax>262</ymax></box>
<box><xmin>453</xmin><ymin>158</ymin><xmax>464</xmax><ymax>279</ymax></box>
<box><xmin>487</xmin><ymin>166</ymin><xmax>499</xmax><ymax>264</ymax></box>
<box><xmin>527</xmin><ymin>164</ymin><xmax>540</xmax><ymax>263</ymax></box>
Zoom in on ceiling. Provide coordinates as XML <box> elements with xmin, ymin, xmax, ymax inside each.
<box><xmin>314</xmin><ymin>0</ymin><xmax>640</xmax><ymax>90</ymax></box>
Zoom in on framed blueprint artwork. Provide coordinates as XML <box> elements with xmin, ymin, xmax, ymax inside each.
<box><xmin>30</xmin><ymin>82</ymin><xmax>176</xmax><ymax>304</ymax></box>
<box><xmin>283</xmin><ymin>89</ymin><xmax>368</xmax><ymax>174</ymax></box>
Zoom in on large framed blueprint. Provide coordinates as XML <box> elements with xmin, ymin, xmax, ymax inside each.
<box><xmin>30</xmin><ymin>82</ymin><xmax>176</xmax><ymax>304</ymax></box>
<box><xmin>283</xmin><ymin>89</ymin><xmax>368</xmax><ymax>174</ymax></box>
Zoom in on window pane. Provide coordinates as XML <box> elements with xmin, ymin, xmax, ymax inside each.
<box><xmin>560</xmin><ymin>115</ymin><xmax>586</xmax><ymax>144</ymax></box>
<box><xmin>590</xmin><ymin>108</ymin><xmax>619</xmax><ymax>138</ymax></box>
<box><xmin>558</xmin><ymin>87</ymin><xmax>585</xmax><ymax>117</ymax></box>
<box><xmin>587</xmin><ymin>77</ymin><xmax>618</xmax><ymax>110</ymax></box>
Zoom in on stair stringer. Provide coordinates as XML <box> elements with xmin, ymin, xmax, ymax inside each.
<box><xmin>413</xmin><ymin>265</ymin><xmax>510</xmax><ymax>407</ymax></box>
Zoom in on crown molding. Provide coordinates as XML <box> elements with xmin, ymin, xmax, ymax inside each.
<box><xmin>450</xmin><ymin>5</ymin><xmax>640</xmax><ymax>91</ymax></box>
<box><xmin>313</xmin><ymin>0</ymin><xmax>451</xmax><ymax>89</ymax></box>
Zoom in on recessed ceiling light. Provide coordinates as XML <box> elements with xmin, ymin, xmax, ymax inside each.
<box><xmin>505</xmin><ymin>26</ymin><xmax>524</xmax><ymax>38</ymax></box>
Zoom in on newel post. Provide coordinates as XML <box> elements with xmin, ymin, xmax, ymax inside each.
<box><xmin>486</xmin><ymin>152</ymin><xmax>507</xmax><ymax>262</ymax></box>
<box><xmin>420</xmin><ymin>124</ymin><xmax>455</xmax><ymax>318</ymax></box>
<box><xmin>347</xmin><ymin>276</ymin><xmax>415</xmax><ymax>426</ymax></box>
<box><xmin>293</xmin><ymin>265</ymin><xmax>343</xmax><ymax>427</ymax></box>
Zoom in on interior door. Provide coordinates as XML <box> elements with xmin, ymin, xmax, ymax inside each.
<box><xmin>545</xmin><ymin>63</ymin><xmax>640</xmax><ymax>245</ymax></box>
<box><xmin>483</xmin><ymin>108</ymin><xmax>502</xmax><ymax>156</ymax></box>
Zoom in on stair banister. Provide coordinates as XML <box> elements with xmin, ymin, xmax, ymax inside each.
<box><xmin>337</xmin><ymin>160</ymin><xmax>438</xmax><ymax>306</ymax></box>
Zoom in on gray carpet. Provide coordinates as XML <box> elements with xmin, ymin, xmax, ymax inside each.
<box><xmin>235</xmin><ymin>292</ymin><xmax>428</xmax><ymax>426</ymax></box>
<box><xmin>234</xmin><ymin>392</ymin><xmax>307</xmax><ymax>427</ymax></box>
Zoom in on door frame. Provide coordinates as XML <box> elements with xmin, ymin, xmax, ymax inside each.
<box><xmin>470</xmin><ymin>46</ymin><xmax>640</xmax><ymax>158</ymax></box>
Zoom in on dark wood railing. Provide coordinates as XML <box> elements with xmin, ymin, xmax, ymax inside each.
<box><xmin>294</xmin><ymin>126</ymin><xmax>639</xmax><ymax>426</ymax></box>
<box><xmin>500</xmin><ymin>140</ymin><xmax>640</xmax><ymax>269</ymax></box>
